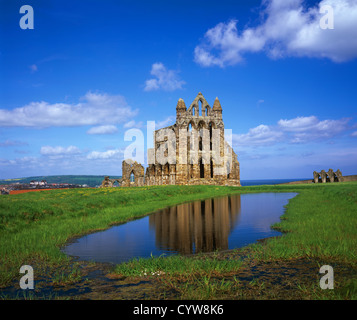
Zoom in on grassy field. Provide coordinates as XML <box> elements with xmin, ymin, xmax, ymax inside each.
<box><xmin>0</xmin><ymin>182</ymin><xmax>356</xmax><ymax>299</ymax></box>
<box><xmin>0</xmin><ymin>184</ymin><xmax>249</xmax><ymax>287</ymax></box>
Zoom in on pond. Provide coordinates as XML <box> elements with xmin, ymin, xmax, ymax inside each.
<box><xmin>62</xmin><ymin>192</ymin><xmax>297</xmax><ymax>264</ymax></box>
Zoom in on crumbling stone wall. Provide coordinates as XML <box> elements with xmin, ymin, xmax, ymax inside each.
<box><xmin>313</xmin><ymin>169</ymin><xmax>343</xmax><ymax>183</ymax></box>
<box><xmin>101</xmin><ymin>176</ymin><xmax>113</xmax><ymax>188</ymax></box>
<box><xmin>144</xmin><ymin>92</ymin><xmax>240</xmax><ymax>187</ymax></box>
<box><xmin>100</xmin><ymin>176</ymin><xmax>122</xmax><ymax>188</ymax></box>
<box><xmin>121</xmin><ymin>159</ymin><xmax>145</xmax><ymax>187</ymax></box>
<box><xmin>104</xmin><ymin>92</ymin><xmax>241</xmax><ymax>188</ymax></box>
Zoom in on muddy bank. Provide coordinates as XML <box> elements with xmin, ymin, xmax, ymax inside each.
<box><xmin>1</xmin><ymin>244</ymin><xmax>356</xmax><ymax>300</ymax></box>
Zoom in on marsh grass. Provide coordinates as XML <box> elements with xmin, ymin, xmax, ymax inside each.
<box><xmin>0</xmin><ymin>185</ymin><xmax>247</xmax><ymax>286</ymax></box>
<box><xmin>248</xmin><ymin>182</ymin><xmax>357</xmax><ymax>264</ymax></box>
<box><xmin>0</xmin><ymin>182</ymin><xmax>356</xmax><ymax>299</ymax></box>
<box><xmin>169</xmin><ymin>276</ymin><xmax>242</xmax><ymax>300</ymax></box>
<box><xmin>51</xmin><ymin>263</ymin><xmax>84</xmax><ymax>286</ymax></box>
<box><xmin>114</xmin><ymin>253</ymin><xmax>243</xmax><ymax>278</ymax></box>
<box><xmin>118</xmin><ymin>254</ymin><xmax>245</xmax><ymax>300</ymax></box>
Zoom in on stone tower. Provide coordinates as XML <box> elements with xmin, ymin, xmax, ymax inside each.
<box><xmin>144</xmin><ymin>92</ymin><xmax>240</xmax><ymax>187</ymax></box>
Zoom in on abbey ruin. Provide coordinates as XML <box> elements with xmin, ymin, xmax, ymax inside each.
<box><xmin>313</xmin><ymin>169</ymin><xmax>343</xmax><ymax>183</ymax></box>
<box><xmin>101</xmin><ymin>92</ymin><xmax>241</xmax><ymax>188</ymax></box>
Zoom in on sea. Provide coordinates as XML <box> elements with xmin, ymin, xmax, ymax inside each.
<box><xmin>240</xmin><ymin>179</ymin><xmax>310</xmax><ymax>186</ymax></box>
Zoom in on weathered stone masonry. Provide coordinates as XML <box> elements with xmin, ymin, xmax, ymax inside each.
<box><xmin>313</xmin><ymin>169</ymin><xmax>343</xmax><ymax>183</ymax></box>
<box><xmin>103</xmin><ymin>92</ymin><xmax>241</xmax><ymax>187</ymax></box>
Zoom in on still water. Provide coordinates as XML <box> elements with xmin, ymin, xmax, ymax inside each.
<box><xmin>62</xmin><ymin>193</ymin><xmax>297</xmax><ymax>264</ymax></box>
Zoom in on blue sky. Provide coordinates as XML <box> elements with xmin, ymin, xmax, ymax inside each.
<box><xmin>1</xmin><ymin>0</ymin><xmax>357</xmax><ymax>180</ymax></box>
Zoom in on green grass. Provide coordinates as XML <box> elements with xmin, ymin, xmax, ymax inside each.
<box><xmin>0</xmin><ymin>185</ymin><xmax>245</xmax><ymax>286</ymax></box>
<box><xmin>0</xmin><ymin>182</ymin><xmax>356</xmax><ymax>299</ymax></box>
<box><xmin>248</xmin><ymin>182</ymin><xmax>357</xmax><ymax>263</ymax></box>
<box><xmin>114</xmin><ymin>252</ymin><xmax>243</xmax><ymax>278</ymax></box>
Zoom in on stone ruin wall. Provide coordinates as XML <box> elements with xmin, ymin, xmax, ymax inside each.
<box><xmin>102</xmin><ymin>92</ymin><xmax>241</xmax><ymax>188</ymax></box>
<box><xmin>120</xmin><ymin>160</ymin><xmax>145</xmax><ymax>187</ymax></box>
<box><xmin>313</xmin><ymin>169</ymin><xmax>343</xmax><ymax>183</ymax></box>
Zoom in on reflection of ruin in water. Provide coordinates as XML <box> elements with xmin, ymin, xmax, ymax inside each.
<box><xmin>149</xmin><ymin>195</ymin><xmax>241</xmax><ymax>254</ymax></box>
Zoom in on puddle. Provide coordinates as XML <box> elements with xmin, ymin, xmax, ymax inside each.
<box><xmin>62</xmin><ymin>193</ymin><xmax>297</xmax><ymax>264</ymax></box>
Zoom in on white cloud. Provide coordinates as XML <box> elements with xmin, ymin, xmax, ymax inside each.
<box><xmin>0</xmin><ymin>139</ymin><xmax>28</xmax><ymax>147</ymax></box>
<box><xmin>233</xmin><ymin>124</ymin><xmax>284</xmax><ymax>146</ymax></box>
<box><xmin>351</xmin><ymin>131</ymin><xmax>357</xmax><ymax>137</ymax></box>
<box><xmin>0</xmin><ymin>156</ymin><xmax>39</xmax><ymax>167</ymax></box>
<box><xmin>194</xmin><ymin>0</ymin><xmax>357</xmax><ymax>67</ymax></box>
<box><xmin>278</xmin><ymin>115</ymin><xmax>350</xmax><ymax>143</ymax></box>
<box><xmin>194</xmin><ymin>19</ymin><xmax>265</xmax><ymax>67</ymax></box>
<box><xmin>233</xmin><ymin>115</ymin><xmax>351</xmax><ymax>147</ymax></box>
<box><xmin>144</xmin><ymin>79</ymin><xmax>160</xmax><ymax>91</ymax></box>
<box><xmin>278</xmin><ymin>116</ymin><xmax>320</xmax><ymax>132</ymax></box>
<box><xmin>123</xmin><ymin>117</ymin><xmax>174</xmax><ymax>130</ymax></box>
<box><xmin>87</xmin><ymin>125</ymin><xmax>118</xmax><ymax>135</ymax></box>
<box><xmin>155</xmin><ymin>116</ymin><xmax>176</xmax><ymax>129</ymax></box>
<box><xmin>0</xmin><ymin>91</ymin><xmax>138</xmax><ymax>128</ymax></box>
<box><xmin>40</xmin><ymin>145</ymin><xmax>82</xmax><ymax>156</ymax></box>
<box><xmin>87</xmin><ymin>148</ymin><xmax>123</xmax><ymax>160</ymax></box>
<box><xmin>123</xmin><ymin>120</ymin><xmax>144</xmax><ymax>129</ymax></box>
<box><xmin>144</xmin><ymin>63</ymin><xmax>185</xmax><ymax>91</ymax></box>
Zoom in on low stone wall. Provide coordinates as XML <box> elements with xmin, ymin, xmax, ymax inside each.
<box><xmin>277</xmin><ymin>174</ymin><xmax>357</xmax><ymax>186</ymax></box>
<box><xmin>313</xmin><ymin>169</ymin><xmax>343</xmax><ymax>183</ymax></box>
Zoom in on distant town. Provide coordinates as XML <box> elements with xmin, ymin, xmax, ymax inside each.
<box><xmin>0</xmin><ymin>179</ymin><xmax>90</xmax><ymax>195</ymax></box>
<box><xmin>0</xmin><ymin>175</ymin><xmax>123</xmax><ymax>195</ymax></box>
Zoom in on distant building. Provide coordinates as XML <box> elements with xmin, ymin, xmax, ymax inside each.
<box><xmin>120</xmin><ymin>92</ymin><xmax>241</xmax><ymax>187</ymax></box>
<box><xmin>29</xmin><ymin>180</ymin><xmax>47</xmax><ymax>186</ymax></box>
